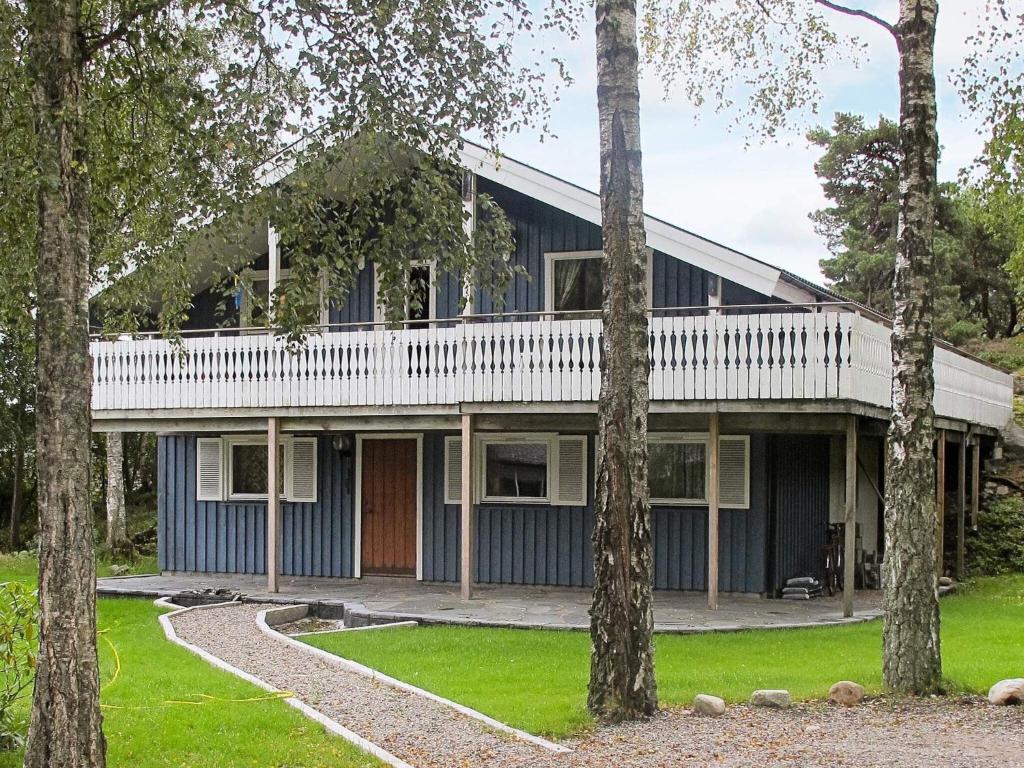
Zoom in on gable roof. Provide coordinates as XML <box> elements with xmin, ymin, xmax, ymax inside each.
<box><xmin>94</xmin><ymin>132</ymin><xmax>842</xmax><ymax>307</ymax></box>
<box><xmin>458</xmin><ymin>141</ymin><xmax>836</xmax><ymax>305</ymax></box>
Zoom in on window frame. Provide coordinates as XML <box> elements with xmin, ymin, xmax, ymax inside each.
<box><xmin>648</xmin><ymin>432</ymin><xmax>710</xmax><ymax>506</ymax></box>
<box><xmin>224</xmin><ymin>435</ymin><xmax>291</xmax><ymax>501</ymax></box>
<box><xmin>647</xmin><ymin>432</ymin><xmax>752</xmax><ymax>509</ymax></box>
<box><xmin>477</xmin><ymin>433</ymin><xmax>556</xmax><ymax>505</ymax></box>
<box><xmin>238</xmin><ymin>268</ymin><xmax>292</xmax><ymax>329</ymax></box>
<box><xmin>373</xmin><ymin>259</ymin><xmax>437</xmax><ymax>326</ymax></box>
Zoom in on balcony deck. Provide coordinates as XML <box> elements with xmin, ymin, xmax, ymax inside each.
<box><xmin>90</xmin><ymin>306</ymin><xmax>1013</xmax><ymax>430</ymax></box>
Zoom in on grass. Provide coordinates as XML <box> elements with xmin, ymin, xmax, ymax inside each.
<box><xmin>303</xmin><ymin>575</ymin><xmax>1024</xmax><ymax>738</ymax></box>
<box><xmin>0</xmin><ymin>550</ymin><xmax>159</xmax><ymax>582</ymax></box>
<box><xmin>0</xmin><ymin>554</ymin><xmax>379</xmax><ymax>768</ymax></box>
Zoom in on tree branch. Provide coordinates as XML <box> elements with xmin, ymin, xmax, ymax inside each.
<box><xmin>813</xmin><ymin>0</ymin><xmax>897</xmax><ymax>37</ymax></box>
<box><xmin>83</xmin><ymin>0</ymin><xmax>177</xmax><ymax>61</ymax></box>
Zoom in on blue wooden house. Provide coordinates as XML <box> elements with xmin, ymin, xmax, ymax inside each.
<box><xmin>90</xmin><ymin>143</ymin><xmax>1013</xmax><ymax>607</ymax></box>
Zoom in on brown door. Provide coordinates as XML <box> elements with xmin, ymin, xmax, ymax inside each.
<box><xmin>361</xmin><ymin>438</ymin><xmax>418</xmax><ymax>575</ymax></box>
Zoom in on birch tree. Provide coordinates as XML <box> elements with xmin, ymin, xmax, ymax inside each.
<box><xmin>9</xmin><ymin>1</ymin><xmax>566</xmax><ymax>763</ymax></box>
<box><xmin>589</xmin><ymin>0</ymin><xmax>658</xmax><ymax>722</ymax></box>
<box><xmin>104</xmin><ymin>433</ymin><xmax>129</xmax><ymax>558</ymax></box>
<box><xmin>643</xmin><ymin>0</ymin><xmax>947</xmax><ymax>693</ymax></box>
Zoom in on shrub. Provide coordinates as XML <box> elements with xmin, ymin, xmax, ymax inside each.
<box><xmin>966</xmin><ymin>495</ymin><xmax>1024</xmax><ymax>576</ymax></box>
<box><xmin>0</xmin><ymin>581</ymin><xmax>37</xmax><ymax>751</ymax></box>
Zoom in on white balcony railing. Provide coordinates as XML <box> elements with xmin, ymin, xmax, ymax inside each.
<box><xmin>90</xmin><ymin>308</ymin><xmax>1014</xmax><ymax>429</ymax></box>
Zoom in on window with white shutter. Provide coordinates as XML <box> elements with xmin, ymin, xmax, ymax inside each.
<box><xmin>444</xmin><ymin>436</ymin><xmax>463</xmax><ymax>504</ymax></box>
<box><xmin>288</xmin><ymin>438</ymin><xmax>318</xmax><ymax>503</ymax></box>
<box><xmin>719</xmin><ymin>435</ymin><xmax>750</xmax><ymax>509</ymax></box>
<box><xmin>196</xmin><ymin>438</ymin><xmax>225</xmax><ymax>501</ymax></box>
<box><xmin>554</xmin><ymin>436</ymin><xmax>588</xmax><ymax>506</ymax></box>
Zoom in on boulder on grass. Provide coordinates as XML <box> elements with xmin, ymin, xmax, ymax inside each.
<box><xmin>828</xmin><ymin>680</ymin><xmax>865</xmax><ymax>707</ymax></box>
<box><xmin>988</xmin><ymin>679</ymin><xmax>1024</xmax><ymax>706</ymax></box>
<box><xmin>750</xmin><ymin>689</ymin><xmax>791</xmax><ymax>709</ymax></box>
<box><xmin>693</xmin><ymin>694</ymin><xmax>726</xmax><ymax>717</ymax></box>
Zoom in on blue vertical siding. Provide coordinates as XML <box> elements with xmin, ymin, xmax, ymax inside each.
<box><xmin>420</xmin><ymin>433</ymin><xmax>596</xmax><ymax>586</ymax></box>
<box><xmin>329</xmin><ymin>263</ymin><xmax>375</xmax><ymax>325</ymax></box>
<box><xmin>769</xmin><ymin>434</ymin><xmax>830</xmax><ymax>592</ymax></box>
<box><xmin>330</xmin><ymin>261</ymin><xmax>464</xmax><ymax>325</ymax></box>
<box><xmin>421</xmin><ymin>433</ymin><xmax>461</xmax><ymax>582</ymax></box>
<box><xmin>651</xmin><ymin>251</ymin><xmax>708</xmax><ymax>309</ymax></box>
<box><xmin>419</xmin><ymin>432</ymin><xmax>768</xmax><ymax>592</ymax></box>
<box><xmin>320</xmin><ymin>179</ymin><xmax>716</xmax><ymax>323</ymax></box>
<box><xmin>160</xmin><ymin>430</ymin><xmax>779</xmax><ymax>594</ymax></box>
<box><xmin>157</xmin><ymin>435</ymin><xmax>354</xmax><ymax>576</ymax></box>
<box><xmin>651</xmin><ymin>434</ymin><xmax>769</xmax><ymax>592</ymax></box>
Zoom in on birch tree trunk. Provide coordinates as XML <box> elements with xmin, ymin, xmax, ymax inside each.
<box><xmin>24</xmin><ymin>0</ymin><xmax>107</xmax><ymax>764</ymax></box>
<box><xmin>105</xmin><ymin>432</ymin><xmax>130</xmax><ymax>557</ymax></box>
<box><xmin>882</xmin><ymin>0</ymin><xmax>942</xmax><ymax>695</ymax></box>
<box><xmin>588</xmin><ymin>0</ymin><xmax>658</xmax><ymax>723</ymax></box>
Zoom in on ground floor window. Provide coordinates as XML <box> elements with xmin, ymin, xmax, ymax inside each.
<box><xmin>228</xmin><ymin>441</ymin><xmax>285</xmax><ymax>499</ymax></box>
<box><xmin>649</xmin><ymin>437</ymin><xmax>707</xmax><ymax>504</ymax></box>
<box><xmin>648</xmin><ymin>433</ymin><xmax>751</xmax><ymax>509</ymax></box>
<box><xmin>444</xmin><ymin>434</ymin><xmax>588</xmax><ymax>506</ymax></box>
<box><xmin>196</xmin><ymin>435</ymin><xmax>318</xmax><ymax>503</ymax></box>
<box><xmin>483</xmin><ymin>440</ymin><xmax>549</xmax><ymax>502</ymax></box>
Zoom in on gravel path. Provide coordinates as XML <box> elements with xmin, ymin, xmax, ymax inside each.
<box><xmin>171</xmin><ymin>604</ymin><xmax>1024</xmax><ymax>768</ymax></box>
<box><xmin>170</xmin><ymin>603</ymin><xmax>551</xmax><ymax>767</ymax></box>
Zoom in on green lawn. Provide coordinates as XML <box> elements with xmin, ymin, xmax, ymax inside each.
<box><xmin>0</xmin><ymin>554</ymin><xmax>379</xmax><ymax>768</ymax></box>
<box><xmin>304</xmin><ymin>575</ymin><xmax>1024</xmax><ymax>738</ymax></box>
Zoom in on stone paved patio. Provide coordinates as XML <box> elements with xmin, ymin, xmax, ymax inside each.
<box><xmin>99</xmin><ymin>572</ymin><xmax>882</xmax><ymax>632</ymax></box>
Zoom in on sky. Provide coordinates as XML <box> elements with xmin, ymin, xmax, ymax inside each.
<box><xmin>495</xmin><ymin>1</ymin><xmax>994</xmax><ymax>287</ymax></box>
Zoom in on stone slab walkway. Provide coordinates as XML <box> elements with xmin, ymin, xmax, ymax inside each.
<box><xmin>169</xmin><ymin>602</ymin><xmax>1024</xmax><ymax>768</ymax></box>
<box><xmin>106</xmin><ymin>573</ymin><xmax>883</xmax><ymax>632</ymax></box>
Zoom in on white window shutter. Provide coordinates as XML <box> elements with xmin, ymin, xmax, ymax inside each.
<box><xmin>444</xmin><ymin>437</ymin><xmax>462</xmax><ymax>505</ymax></box>
<box><xmin>554</xmin><ymin>436</ymin><xmax>587</xmax><ymax>506</ymax></box>
<box><xmin>288</xmin><ymin>438</ymin><xmax>318</xmax><ymax>503</ymax></box>
<box><xmin>196</xmin><ymin>438</ymin><xmax>224</xmax><ymax>501</ymax></box>
<box><xmin>719</xmin><ymin>435</ymin><xmax>750</xmax><ymax>509</ymax></box>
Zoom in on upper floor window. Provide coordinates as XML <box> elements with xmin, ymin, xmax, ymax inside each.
<box><xmin>546</xmin><ymin>251</ymin><xmax>603</xmax><ymax>313</ymax></box>
<box><xmin>374</xmin><ymin>261</ymin><xmax>435</xmax><ymax>328</ymax></box>
<box><xmin>237</xmin><ymin>268</ymin><xmax>291</xmax><ymax>328</ymax></box>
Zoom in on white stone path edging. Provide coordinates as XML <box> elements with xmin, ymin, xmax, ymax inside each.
<box><xmin>257</xmin><ymin>605</ymin><xmax>572</xmax><ymax>755</ymax></box>
<box><xmin>153</xmin><ymin>597</ymin><xmax>414</xmax><ymax>768</ymax></box>
<box><xmin>291</xmin><ymin>620</ymin><xmax>420</xmax><ymax>638</ymax></box>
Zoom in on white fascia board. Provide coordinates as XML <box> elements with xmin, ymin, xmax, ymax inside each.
<box><xmin>771</xmin><ymin>277</ymin><xmax>820</xmax><ymax>305</ymax></box>
<box><xmin>459</xmin><ymin>143</ymin><xmax>783</xmax><ymax>298</ymax></box>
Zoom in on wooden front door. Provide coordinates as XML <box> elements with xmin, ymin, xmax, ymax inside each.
<box><xmin>361</xmin><ymin>438</ymin><xmax>418</xmax><ymax>576</ymax></box>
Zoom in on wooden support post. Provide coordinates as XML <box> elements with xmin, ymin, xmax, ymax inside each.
<box><xmin>936</xmin><ymin>429</ymin><xmax>946</xmax><ymax>579</ymax></box>
<box><xmin>267</xmin><ymin>416</ymin><xmax>280</xmax><ymax>593</ymax></box>
<box><xmin>971</xmin><ymin>437</ymin><xmax>980</xmax><ymax>531</ymax></box>
<box><xmin>707</xmin><ymin>411</ymin><xmax>720</xmax><ymax>610</ymax></box>
<box><xmin>461</xmin><ymin>171</ymin><xmax>477</xmax><ymax>316</ymax></box>
<box><xmin>843</xmin><ymin>414</ymin><xmax>857</xmax><ymax>618</ymax></box>
<box><xmin>267</xmin><ymin>221</ymin><xmax>279</xmax><ymax>315</ymax></box>
<box><xmin>957</xmin><ymin>434</ymin><xmax>967</xmax><ymax>578</ymax></box>
<box><xmin>460</xmin><ymin>413</ymin><xmax>475</xmax><ymax>600</ymax></box>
